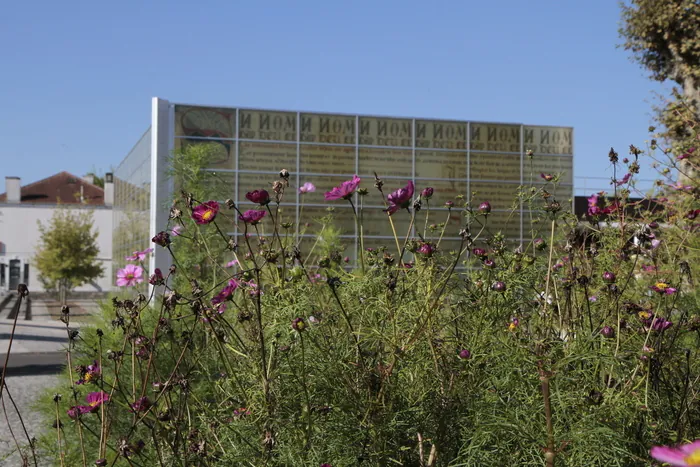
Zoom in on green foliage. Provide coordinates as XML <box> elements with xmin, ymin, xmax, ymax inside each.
<box><xmin>34</xmin><ymin>208</ymin><xmax>104</xmax><ymax>301</ymax></box>
<box><xmin>28</xmin><ymin>143</ymin><xmax>699</xmax><ymax>467</ymax></box>
<box><xmin>620</xmin><ymin>0</ymin><xmax>700</xmax><ymax>151</ymax></box>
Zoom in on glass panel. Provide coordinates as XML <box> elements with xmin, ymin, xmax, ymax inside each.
<box><xmin>300</xmin><ymin>113</ymin><xmax>355</xmax><ymax>144</ymax></box>
<box><xmin>238</xmin><ymin>172</ymin><xmax>296</xmax><ymax>204</ymax></box>
<box><xmin>238</xmin><ymin>109</ymin><xmax>297</xmax><ymax>141</ymax></box>
<box><xmin>238</xmin><ymin>141</ymin><xmax>296</xmax><ymax>172</ymax></box>
<box><xmin>300</xmin><ymin>144</ymin><xmax>355</xmax><ymax>174</ymax></box>
<box><xmin>174</xmin><ymin>138</ymin><xmax>235</xmax><ymax>170</ymax></box>
<box><xmin>362</xmin><ymin>237</ymin><xmax>402</xmax><ymax>255</ymax></box>
<box><xmin>414</xmin><ymin>179</ymin><xmax>467</xmax><ymax>208</ymax></box>
<box><xmin>174</xmin><ymin>105</ymin><xmax>236</xmax><ymax>139</ymax></box>
<box><xmin>523</xmin><ymin>126</ymin><xmax>573</xmax><ymax>155</ymax></box>
<box><xmin>523</xmin><ymin>156</ymin><xmax>574</xmax><ymax>184</ymax></box>
<box><xmin>470</xmin><ymin>123</ymin><xmax>520</xmax><ymax>153</ymax></box>
<box><xmin>360</xmin><ymin>208</ymin><xmax>413</xmax><ymax>237</ymax></box>
<box><xmin>466</xmin><ymin>210</ymin><xmax>521</xmax><ymax>240</ymax></box>
<box><xmin>470</xmin><ymin>182</ymin><xmax>522</xmax><ymax>211</ymax></box>
<box><xmin>415</xmin><ymin>120</ymin><xmax>467</xmax><ymax>149</ymax></box>
<box><xmin>416</xmin><ymin>151</ymin><xmax>467</xmax><ymax>178</ymax></box>
<box><xmin>358</xmin><ymin>116</ymin><xmax>412</xmax><ymax>147</ymax></box>
<box><xmin>297</xmin><ymin>237</ymin><xmax>356</xmax><ymax>266</ymax></box>
<box><xmin>523</xmin><ymin>184</ymin><xmax>574</xmax><ymax>211</ymax></box>
<box><xmin>417</xmin><ymin>209</ymin><xmax>466</xmax><ymax>239</ymax></box>
<box><xmin>358</xmin><ymin>148</ymin><xmax>412</xmax><ymax>178</ymax></box>
<box><xmin>302</xmin><ymin>205</ymin><xmax>355</xmax><ymax>236</ymax></box>
<box><xmin>470</xmin><ymin>152</ymin><xmax>520</xmax><ymax>181</ymax></box>
<box><xmin>197</xmin><ymin>171</ymin><xmax>236</xmax><ymax>201</ymax></box>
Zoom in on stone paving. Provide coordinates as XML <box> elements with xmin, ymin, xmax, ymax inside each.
<box><xmin>0</xmin><ymin>373</ymin><xmax>60</xmax><ymax>466</ymax></box>
<box><xmin>0</xmin><ymin>296</ymin><xmax>100</xmax><ymax>466</ymax></box>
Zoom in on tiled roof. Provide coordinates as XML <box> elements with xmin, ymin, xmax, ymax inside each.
<box><xmin>0</xmin><ymin>171</ymin><xmax>105</xmax><ymax>205</ymax></box>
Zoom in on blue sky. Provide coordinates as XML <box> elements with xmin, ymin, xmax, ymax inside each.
<box><xmin>1</xmin><ymin>0</ymin><xmax>667</xmax><ymax>195</ymax></box>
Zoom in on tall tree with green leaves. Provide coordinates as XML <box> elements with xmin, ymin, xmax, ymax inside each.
<box><xmin>620</xmin><ymin>0</ymin><xmax>700</xmax><ymax>153</ymax></box>
<box><xmin>34</xmin><ymin>208</ymin><xmax>104</xmax><ymax>304</ymax></box>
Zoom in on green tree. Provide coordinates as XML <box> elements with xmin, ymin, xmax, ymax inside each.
<box><xmin>620</xmin><ymin>0</ymin><xmax>700</xmax><ymax>152</ymax></box>
<box><xmin>34</xmin><ymin>208</ymin><xmax>104</xmax><ymax>304</ymax></box>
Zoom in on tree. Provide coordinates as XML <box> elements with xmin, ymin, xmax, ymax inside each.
<box><xmin>620</xmin><ymin>1</ymin><xmax>700</xmax><ymax>153</ymax></box>
<box><xmin>34</xmin><ymin>208</ymin><xmax>104</xmax><ymax>304</ymax></box>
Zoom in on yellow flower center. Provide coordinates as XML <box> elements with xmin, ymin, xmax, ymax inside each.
<box><xmin>685</xmin><ymin>449</ymin><xmax>700</xmax><ymax>465</ymax></box>
<box><xmin>655</xmin><ymin>282</ymin><xmax>668</xmax><ymax>290</ymax></box>
<box><xmin>508</xmin><ymin>323</ymin><xmax>517</xmax><ymax>331</ymax></box>
<box><xmin>202</xmin><ymin>210</ymin><xmax>213</xmax><ymax>220</ymax></box>
<box><xmin>638</xmin><ymin>311</ymin><xmax>651</xmax><ymax>319</ymax></box>
<box><xmin>85</xmin><ymin>373</ymin><xmax>94</xmax><ymax>383</ymax></box>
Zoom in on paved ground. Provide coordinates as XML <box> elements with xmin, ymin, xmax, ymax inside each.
<box><xmin>0</xmin><ymin>373</ymin><xmax>60</xmax><ymax>466</ymax></box>
<box><xmin>0</xmin><ymin>298</ymin><xmax>85</xmax><ymax>466</ymax></box>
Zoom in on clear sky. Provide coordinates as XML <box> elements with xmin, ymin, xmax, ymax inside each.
<box><xmin>0</xmin><ymin>0</ymin><xmax>667</xmax><ymax>195</ymax></box>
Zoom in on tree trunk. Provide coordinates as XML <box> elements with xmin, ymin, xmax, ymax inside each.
<box><xmin>60</xmin><ymin>279</ymin><xmax>67</xmax><ymax>306</ymax></box>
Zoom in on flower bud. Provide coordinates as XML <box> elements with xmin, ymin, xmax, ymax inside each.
<box><xmin>458</xmin><ymin>349</ymin><xmax>471</xmax><ymax>360</ymax></box>
<box><xmin>601</xmin><ymin>326</ymin><xmax>615</xmax><ymax>338</ymax></box>
<box><xmin>478</xmin><ymin>201</ymin><xmax>491</xmax><ymax>214</ymax></box>
<box><xmin>491</xmin><ymin>281</ymin><xmax>506</xmax><ymax>292</ymax></box>
<box><xmin>602</xmin><ymin>271</ymin><xmax>616</xmax><ymax>283</ymax></box>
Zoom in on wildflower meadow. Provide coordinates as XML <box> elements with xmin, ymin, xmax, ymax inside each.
<box><xmin>2</xmin><ymin>133</ymin><xmax>699</xmax><ymax>466</ymax></box>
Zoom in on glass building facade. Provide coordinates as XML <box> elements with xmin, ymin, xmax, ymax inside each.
<box><xmin>116</xmin><ymin>99</ymin><xmax>573</xmax><ymax>275</ymax></box>
<box><xmin>113</xmin><ymin>127</ymin><xmax>152</xmax><ymax>273</ymax></box>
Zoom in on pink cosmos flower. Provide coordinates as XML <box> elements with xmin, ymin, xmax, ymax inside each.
<box><xmin>385</xmin><ymin>181</ymin><xmax>414</xmax><ymax>215</ymax></box>
<box><xmin>225</xmin><ymin>259</ymin><xmax>239</xmax><ymax>268</ymax></box>
<box><xmin>417</xmin><ymin>242</ymin><xmax>434</xmax><ymax>256</ymax></box>
<box><xmin>614</xmin><ymin>173</ymin><xmax>632</xmax><ymax>186</ymax></box>
<box><xmin>75</xmin><ymin>360</ymin><xmax>101</xmax><ymax>385</ymax></box>
<box><xmin>299</xmin><ymin>182</ymin><xmax>316</xmax><ymax>194</ymax></box>
<box><xmin>540</xmin><ymin>173</ymin><xmax>554</xmax><ymax>182</ymax></box>
<box><xmin>245</xmin><ymin>189</ymin><xmax>270</xmax><ymax>205</ymax></box>
<box><xmin>67</xmin><ymin>405</ymin><xmax>91</xmax><ymax>419</ymax></box>
<box><xmin>677</xmin><ymin>148</ymin><xmax>695</xmax><ymax>161</ymax></box>
<box><xmin>191</xmin><ymin>201</ymin><xmax>220</xmax><ymax>224</ymax></box>
<box><xmin>324</xmin><ymin>175</ymin><xmax>361</xmax><ymax>201</ymax></box>
<box><xmin>116</xmin><ymin>264</ymin><xmax>144</xmax><ymax>287</ymax></box>
<box><xmin>85</xmin><ymin>391</ymin><xmax>110</xmax><ymax>413</ymax></box>
<box><xmin>125</xmin><ymin>248</ymin><xmax>153</xmax><ymax>261</ymax></box>
<box><xmin>212</xmin><ymin>278</ymin><xmax>239</xmax><ymax>305</ymax></box>
<box><xmin>130</xmin><ymin>396</ymin><xmax>152</xmax><ymax>413</ymax></box>
<box><xmin>149</xmin><ymin>268</ymin><xmax>164</xmax><ymax>285</ymax></box>
<box><xmin>239</xmin><ymin>210</ymin><xmax>266</xmax><ymax>225</ymax></box>
<box><xmin>650</xmin><ymin>439</ymin><xmax>700</xmax><ymax>466</ymax></box>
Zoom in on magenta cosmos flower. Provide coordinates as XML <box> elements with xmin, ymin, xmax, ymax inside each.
<box><xmin>85</xmin><ymin>391</ymin><xmax>110</xmax><ymax>413</ymax></box>
<box><xmin>116</xmin><ymin>264</ymin><xmax>144</xmax><ymax>287</ymax></box>
<box><xmin>191</xmin><ymin>200</ymin><xmax>220</xmax><ymax>224</ymax></box>
<box><xmin>325</xmin><ymin>175</ymin><xmax>361</xmax><ymax>201</ymax></box>
<box><xmin>239</xmin><ymin>210</ymin><xmax>266</xmax><ymax>225</ymax></box>
<box><xmin>125</xmin><ymin>248</ymin><xmax>153</xmax><ymax>261</ymax></box>
<box><xmin>212</xmin><ymin>278</ymin><xmax>239</xmax><ymax>305</ymax></box>
<box><xmin>299</xmin><ymin>182</ymin><xmax>316</xmax><ymax>194</ymax></box>
<box><xmin>245</xmin><ymin>189</ymin><xmax>270</xmax><ymax>205</ymax></box>
<box><xmin>651</xmin><ymin>439</ymin><xmax>700</xmax><ymax>466</ymax></box>
<box><xmin>385</xmin><ymin>181</ymin><xmax>414</xmax><ymax>215</ymax></box>
<box><xmin>131</xmin><ymin>396</ymin><xmax>152</xmax><ymax>413</ymax></box>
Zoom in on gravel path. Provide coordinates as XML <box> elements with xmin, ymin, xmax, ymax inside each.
<box><xmin>0</xmin><ymin>373</ymin><xmax>60</xmax><ymax>466</ymax></box>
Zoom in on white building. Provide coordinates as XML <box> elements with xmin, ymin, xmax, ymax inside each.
<box><xmin>0</xmin><ymin>172</ymin><xmax>114</xmax><ymax>295</ymax></box>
